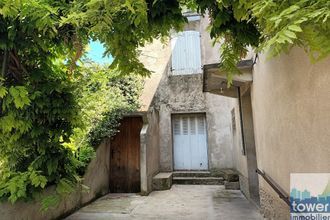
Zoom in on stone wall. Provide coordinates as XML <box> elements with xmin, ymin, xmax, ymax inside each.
<box><xmin>259</xmin><ymin>181</ymin><xmax>290</xmax><ymax>220</ymax></box>
<box><xmin>155</xmin><ymin>74</ymin><xmax>207</xmax><ymax>171</ymax></box>
<box><xmin>238</xmin><ymin>174</ymin><xmax>250</xmax><ymax>199</ymax></box>
<box><xmin>153</xmin><ymin>72</ymin><xmax>236</xmax><ymax>171</ymax></box>
<box><xmin>0</xmin><ymin>140</ymin><xmax>110</xmax><ymax>220</ymax></box>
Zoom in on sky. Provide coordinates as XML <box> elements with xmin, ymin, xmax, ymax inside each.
<box><xmin>85</xmin><ymin>40</ymin><xmax>113</xmax><ymax>64</ymax></box>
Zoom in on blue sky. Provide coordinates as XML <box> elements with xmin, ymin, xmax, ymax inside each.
<box><xmin>85</xmin><ymin>40</ymin><xmax>113</xmax><ymax>64</ymax></box>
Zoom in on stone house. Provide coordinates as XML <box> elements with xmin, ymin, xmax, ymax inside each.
<box><xmin>107</xmin><ymin>9</ymin><xmax>330</xmax><ymax>220</ymax></box>
<box><xmin>106</xmin><ymin>12</ymin><xmax>248</xmax><ymax>196</ymax></box>
<box><xmin>104</xmin><ymin>13</ymin><xmax>251</xmax><ymax>194</ymax></box>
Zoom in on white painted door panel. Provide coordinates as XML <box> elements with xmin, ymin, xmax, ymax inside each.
<box><xmin>173</xmin><ymin>114</ymin><xmax>208</xmax><ymax>170</ymax></box>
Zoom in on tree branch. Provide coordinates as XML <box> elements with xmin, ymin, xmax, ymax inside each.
<box><xmin>1</xmin><ymin>50</ymin><xmax>9</xmax><ymax>78</ymax></box>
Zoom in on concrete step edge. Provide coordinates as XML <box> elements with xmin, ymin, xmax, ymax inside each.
<box><xmin>173</xmin><ymin>177</ymin><xmax>224</xmax><ymax>180</ymax></box>
<box><xmin>172</xmin><ymin>171</ymin><xmax>212</xmax><ymax>177</ymax></box>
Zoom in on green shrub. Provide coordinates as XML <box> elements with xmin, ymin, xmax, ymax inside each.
<box><xmin>0</xmin><ymin>68</ymin><xmax>82</xmax><ymax>204</ymax></box>
<box><xmin>0</xmin><ymin>63</ymin><xmax>142</xmax><ymax>209</ymax></box>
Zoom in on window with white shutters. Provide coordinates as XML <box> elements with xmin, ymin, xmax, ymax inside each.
<box><xmin>171</xmin><ymin>31</ymin><xmax>202</xmax><ymax>75</ymax></box>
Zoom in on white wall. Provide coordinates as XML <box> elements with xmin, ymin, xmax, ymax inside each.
<box><xmin>252</xmin><ymin>47</ymin><xmax>330</xmax><ymax>219</ymax></box>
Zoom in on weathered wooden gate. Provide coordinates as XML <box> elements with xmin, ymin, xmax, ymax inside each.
<box><xmin>109</xmin><ymin>117</ymin><xmax>143</xmax><ymax>193</ymax></box>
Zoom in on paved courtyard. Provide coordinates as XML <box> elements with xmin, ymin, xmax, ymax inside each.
<box><xmin>65</xmin><ymin>185</ymin><xmax>263</xmax><ymax>220</ymax></box>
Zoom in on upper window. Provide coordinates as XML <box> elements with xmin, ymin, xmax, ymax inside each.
<box><xmin>171</xmin><ymin>31</ymin><xmax>202</xmax><ymax>75</ymax></box>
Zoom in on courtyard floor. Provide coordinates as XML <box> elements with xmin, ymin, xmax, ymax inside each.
<box><xmin>65</xmin><ymin>185</ymin><xmax>263</xmax><ymax>220</ymax></box>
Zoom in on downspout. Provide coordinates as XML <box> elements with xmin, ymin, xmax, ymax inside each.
<box><xmin>238</xmin><ymin>86</ymin><xmax>246</xmax><ymax>155</ymax></box>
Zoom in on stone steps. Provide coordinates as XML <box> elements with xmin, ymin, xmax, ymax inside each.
<box><xmin>152</xmin><ymin>169</ymin><xmax>240</xmax><ymax>190</ymax></box>
<box><xmin>152</xmin><ymin>172</ymin><xmax>172</xmax><ymax>191</ymax></box>
<box><xmin>173</xmin><ymin>176</ymin><xmax>224</xmax><ymax>185</ymax></box>
<box><xmin>172</xmin><ymin>171</ymin><xmax>212</xmax><ymax>178</ymax></box>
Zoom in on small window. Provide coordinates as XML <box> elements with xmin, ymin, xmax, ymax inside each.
<box><xmin>171</xmin><ymin>31</ymin><xmax>202</xmax><ymax>75</ymax></box>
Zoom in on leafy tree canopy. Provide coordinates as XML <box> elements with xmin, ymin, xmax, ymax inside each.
<box><xmin>0</xmin><ymin>0</ymin><xmax>185</xmax><ymax>79</ymax></box>
<box><xmin>1</xmin><ymin>0</ymin><xmax>329</xmax><ymax>80</ymax></box>
<box><xmin>188</xmin><ymin>0</ymin><xmax>330</xmax><ymax>76</ymax></box>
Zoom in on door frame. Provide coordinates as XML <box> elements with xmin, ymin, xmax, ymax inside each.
<box><xmin>171</xmin><ymin>112</ymin><xmax>210</xmax><ymax>171</ymax></box>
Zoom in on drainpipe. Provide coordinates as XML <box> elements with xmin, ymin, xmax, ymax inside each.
<box><xmin>237</xmin><ymin>86</ymin><xmax>246</xmax><ymax>155</ymax></box>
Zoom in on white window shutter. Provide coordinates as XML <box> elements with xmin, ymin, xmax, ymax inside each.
<box><xmin>171</xmin><ymin>31</ymin><xmax>202</xmax><ymax>75</ymax></box>
<box><xmin>173</xmin><ymin>118</ymin><xmax>181</xmax><ymax>135</ymax></box>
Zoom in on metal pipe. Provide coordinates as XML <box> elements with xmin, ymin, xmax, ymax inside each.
<box><xmin>238</xmin><ymin>87</ymin><xmax>246</xmax><ymax>155</ymax></box>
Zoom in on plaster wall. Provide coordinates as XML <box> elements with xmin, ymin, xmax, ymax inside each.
<box><xmin>231</xmin><ymin>102</ymin><xmax>250</xmax><ymax>197</ymax></box>
<box><xmin>154</xmin><ymin>73</ymin><xmax>236</xmax><ymax>172</ymax></box>
<box><xmin>251</xmin><ymin>47</ymin><xmax>330</xmax><ymax>218</ymax></box>
<box><xmin>231</xmin><ymin>104</ymin><xmax>248</xmax><ymax>177</ymax></box>
<box><xmin>183</xmin><ymin>14</ymin><xmax>221</xmax><ymax>66</ymax></box>
<box><xmin>140</xmin><ymin>109</ymin><xmax>160</xmax><ymax>194</ymax></box>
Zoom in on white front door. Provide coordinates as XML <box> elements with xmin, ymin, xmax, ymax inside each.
<box><xmin>173</xmin><ymin>114</ymin><xmax>208</xmax><ymax>170</ymax></box>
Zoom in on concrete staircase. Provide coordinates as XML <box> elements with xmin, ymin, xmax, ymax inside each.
<box><xmin>152</xmin><ymin>169</ymin><xmax>240</xmax><ymax>191</ymax></box>
<box><xmin>172</xmin><ymin>171</ymin><xmax>224</xmax><ymax>185</ymax></box>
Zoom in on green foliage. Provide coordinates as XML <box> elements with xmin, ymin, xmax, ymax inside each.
<box><xmin>252</xmin><ymin>0</ymin><xmax>330</xmax><ymax>61</ymax></box>
<box><xmin>0</xmin><ymin>61</ymin><xmax>142</xmax><ymax>208</ymax></box>
<box><xmin>68</xmin><ymin>64</ymin><xmax>142</xmax><ymax>153</ymax></box>
<box><xmin>12</xmin><ymin>0</ymin><xmax>186</xmax><ymax>76</ymax></box>
<box><xmin>1</xmin><ymin>0</ymin><xmax>329</xmax><ymax>83</ymax></box>
<box><xmin>181</xmin><ymin>0</ymin><xmax>330</xmax><ymax>81</ymax></box>
<box><xmin>0</xmin><ymin>67</ymin><xmax>82</xmax><ymax>205</ymax></box>
<box><xmin>0</xmin><ymin>0</ymin><xmax>143</xmax><ymax>209</ymax></box>
<box><xmin>0</xmin><ymin>0</ymin><xmax>329</xmax><ymax>211</ymax></box>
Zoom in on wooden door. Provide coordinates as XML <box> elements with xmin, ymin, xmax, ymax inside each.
<box><xmin>173</xmin><ymin>114</ymin><xmax>208</xmax><ymax>170</ymax></box>
<box><xmin>109</xmin><ymin>117</ymin><xmax>143</xmax><ymax>193</ymax></box>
